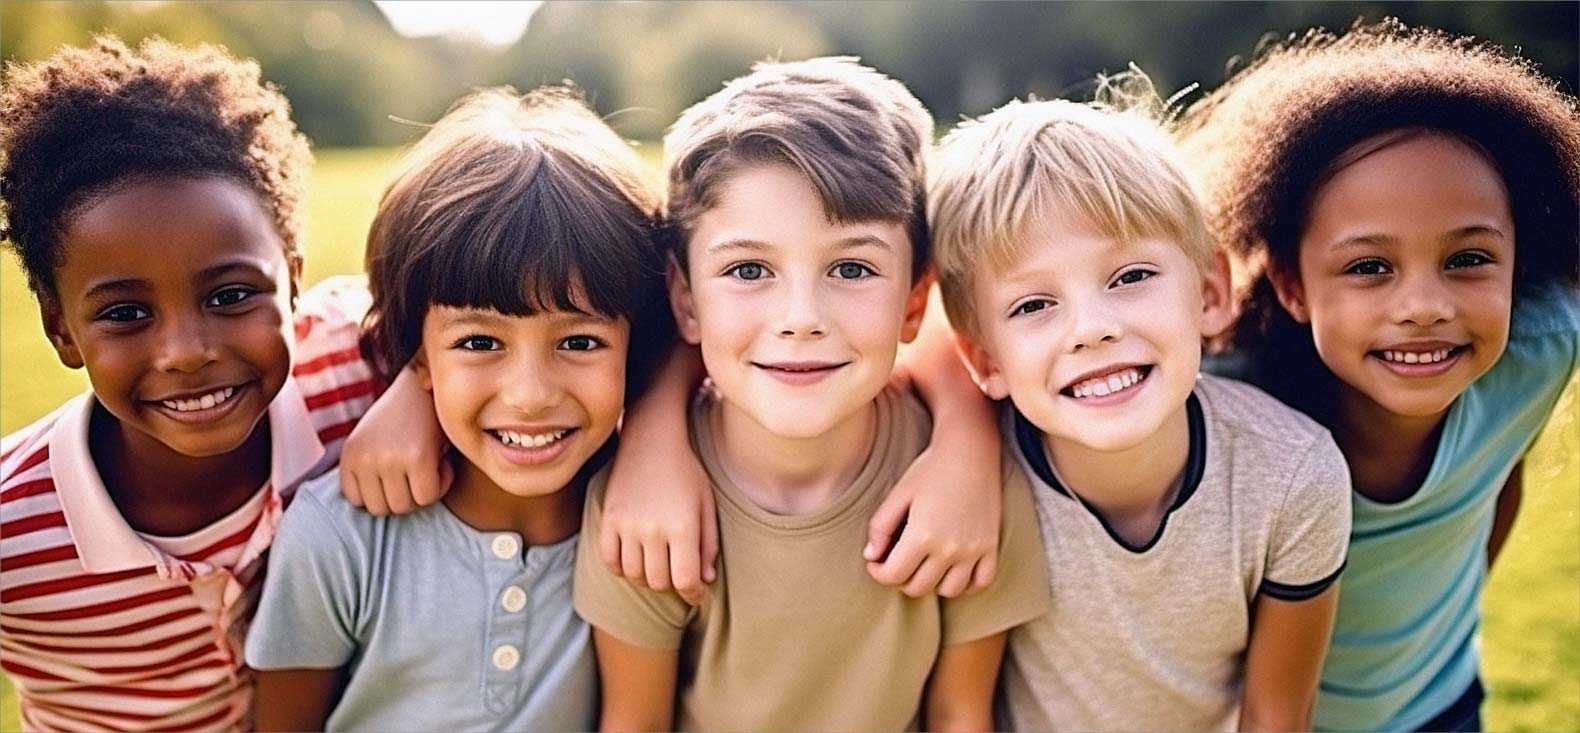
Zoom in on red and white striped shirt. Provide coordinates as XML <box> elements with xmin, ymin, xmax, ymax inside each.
<box><xmin>1</xmin><ymin>278</ymin><xmax>375</xmax><ymax>732</ymax></box>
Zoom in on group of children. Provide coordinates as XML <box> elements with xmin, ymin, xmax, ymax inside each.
<box><xmin>1</xmin><ymin>17</ymin><xmax>1576</xmax><ymax>733</ymax></box>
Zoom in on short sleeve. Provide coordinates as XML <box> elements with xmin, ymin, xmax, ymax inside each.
<box><xmin>1260</xmin><ymin>434</ymin><xmax>1352</xmax><ymax>600</ymax></box>
<box><xmin>571</xmin><ymin>470</ymin><xmax>694</xmax><ymax>651</ymax></box>
<box><xmin>245</xmin><ymin>478</ymin><xmax>364</xmax><ymax>669</ymax></box>
<box><xmin>940</xmin><ymin>460</ymin><xmax>1052</xmax><ymax>644</ymax></box>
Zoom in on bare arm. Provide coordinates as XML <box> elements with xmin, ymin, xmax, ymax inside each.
<box><xmin>1238</xmin><ymin>584</ymin><xmax>1341</xmax><ymax>732</ymax></box>
<box><xmin>253</xmin><ymin>667</ymin><xmax>346</xmax><ymax>732</ymax></box>
<box><xmin>923</xmin><ymin>632</ymin><xmax>1008</xmax><ymax>732</ymax></box>
<box><xmin>338</xmin><ymin>364</ymin><xmax>450</xmax><ymax>516</ymax></box>
<box><xmin>1488</xmin><ymin>462</ymin><xmax>1523</xmax><ymax>568</ymax></box>
<box><xmin>599</xmin><ymin>343</ymin><xmax>716</xmax><ymax>605</ymax></box>
<box><xmin>593</xmin><ymin>629</ymin><xmax>679</xmax><ymax>732</ymax></box>
<box><xmin>869</xmin><ymin>284</ymin><xmax>1004</xmax><ymax>597</ymax></box>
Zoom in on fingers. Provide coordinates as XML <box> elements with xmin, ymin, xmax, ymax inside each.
<box><xmin>867</xmin><ymin>531</ymin><xmax>925</xmax><ymax>588</ymax></box>
<box><xmin>384</xmin><ymin>475</ymin><xmax>416</xmax><ymax>516</ymax></box>
<box><xmin>599</xmin><ymin>518</ymin><xmax>624</xmax><ymax>574</ymax></box>
<box><xmin>968</xmin><ymin>550</ymin><xmax>998</xmax><ymax>594</ymax></box>
<box><xmin>644</xmin><ymin>542</ymin><xmax>673</xmax><ymax>593</ymax></box>
<box><xmin>407</xmin><ymin>458</ymin><xmax>447</xmax><ymax>509</ymax></box>
<box><xmin>341</xmin><ymin>468</ymin><xmax>365</xmax><ymax>509</ymax></box>
<box><xmin>620</xmin><ymin>536</ymin><xmax>645</xmax><ymax>584</ymax></box>
<box><xmin>865</xmin><ymin>490</ymin><xmax>912</xmax><ymax>562</ymax></box>
<box><xmin>668</xmin><ymin>523</ymin><xmax>706</xmax><ymax>606</ymax></box>
<box><xmin>361</xmin><ymin>475</ymin><xmax>391</xmax><ymax>517</ymax></box>
<box><xmin>699</xmin><ymin>490</ymin><xmax>720</xmax><ymax>584</ymax></box>
<box><xmin>901</xmin><ymin>557</ymin><xmax>949</xmax><ymax>598</ymax></box>
<box><xmin>935</xmin><ymin>560</ymin><xmax>977</xmax><ymax>599</ymax></box>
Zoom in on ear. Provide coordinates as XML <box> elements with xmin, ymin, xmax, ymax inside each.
<box><xmin>40</xmin><ymin>297</ymin><xmax>85</xmax><ymax>370</ymax></box>
<box><xmin>898</xmin><ymin>268</ymin><xmax>934</xmax><ymax>344</ymax></box>
<box><xmin>1198</xmin><ymin>250</ymin><xmax>1236</xmax><ymax>338</ymax></box>
<box><xmin>956</xmin><ymin>330</ymin><xmax>1010</xmax><ymax>400</ymax></box>
<box><xmin>1265</xmin><ymin>260</ymin><xmax>1311</xmax><ymax>324</ymax></box>
<box><xmin>287</xmin><ymin>254</ymin><xmax>304</xmax><ymax>310</ymax></box>
<box><xmin>410</xmin><ymin>349</ymin><xmax>434</xmax><ymax>392</ymax></box>
<box><xmin>665</xmin><ymin>255</ymin><xmax>702</xmax><ymax>345</ymax></box>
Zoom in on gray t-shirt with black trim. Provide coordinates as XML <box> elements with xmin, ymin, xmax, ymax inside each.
<box><xmin>999</xmin><ymin>373</ymin><xmax>1352</xmax><ymax>733</ymax></box>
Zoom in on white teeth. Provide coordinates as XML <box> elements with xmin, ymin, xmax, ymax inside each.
<box><xmin>495</xmin><ymin>429</ymin><xmax>570</xmax><ymax>448</ymax></box>
<box><xmin>1380</xmin><ymin>348</ymin><xmax>1453</xmax><ymax>364</ymax></box>
<box><xmin>161</xmin><ymin>387</ymin><xmax>236</xmax><ymax>412</ymax></box>
<box><xmin>1070</xmin><ymin>367</ymin><xmax>1146</xmax><ymax>399</ymax></box>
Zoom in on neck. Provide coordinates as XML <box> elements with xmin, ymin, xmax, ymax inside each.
<box><xmin>91</xmin><ymin>400</ymin><xmax>272</xmax><ymax>536</ymax></box>
<box><xmin>442</xmin><ymin>456</ymin><xmax>583</xmax><ymax>545</ymax></box>
<box><xmin>1334</xmin><ymin>383</ymin><xmax>1446</xmax><ymax>503</ymax></box>
<box><xmin>1043</xmin><ymin>400</ymin><xmax>1191</xmax><ymax>543</ymax></box>
<box><xmin>713</xmin><ymin>397</ymin><xmax>878</xmax><ymax>516</ymax></box>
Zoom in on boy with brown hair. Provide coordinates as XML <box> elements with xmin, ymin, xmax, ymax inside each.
<box><xmin>572</xmin><ymin>57</ymin><xmax>1049</xmax><ymax>732</ymax></box>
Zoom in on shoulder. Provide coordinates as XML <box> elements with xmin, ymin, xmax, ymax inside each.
<box><xmin>1509</xmin><ymin>280</ymin><xmax>1580</xmax><ymax>340</ymax></box>
<box><xmin>1</xmin><ymin>397</ymin><xmax>82</xmax><ymax>521</ymax></box>
<box><xmin>1195</xmin><ymin>373</ymin><xmax>1333</xmax><ymax>453</ymax></box>
<box><xmin>881</xmin><ymin>383</ymin><xmax>934</xmax><ymax>452</ymax></box>
<box><xmin>277</xmin><ymin>471</ymin><xmax>384</xmax><ymax>554</ymax></box>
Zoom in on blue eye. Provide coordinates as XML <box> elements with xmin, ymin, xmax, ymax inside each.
<box><xmin>558</xmin><ymin>335</ymin><xmax>604</xmax><ymax>351</ymax></box>
<box><xmin>1010</xmin><ymin>299</ymin><xmax>1053</xmax><ymax>317</ymax></box>
<box><xmin>1113</xmin><ymin>268</ymin><xmax>1156</xmax><ymax>286</ymax></box>
<box><xmin>452</xmin><ymin>335</ymin><xmax>500</xmax><ymax>351</ymax></box>
<box><xmin>1446</xmin><ymin>251</ymin><xmax>1494</xmax><ymax>270</ymax></box>
<box><xmin>207</xmin><ymin>287</ymin><xmax>256</xmax><ymax>308</ymax></box>
<box><xmin>728</xmin><ymin>262</ymin><xmax>768</xmax><ymax>281</ymax></box>
<box><xmin>98</xmin><ymin>304</ymin><xmax>150</xmax><ymax>323</ymax></box>
<box><xmin>833</xmin><ymin>262</ymin><xmax>875</xmax><ymax>280</ymax></box>
<box><xmin>1344</xmin><ymin>258</ymin><xmax>1392</xmax><ymax>276</ymax></box>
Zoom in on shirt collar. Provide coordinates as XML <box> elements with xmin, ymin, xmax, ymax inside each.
<box><xmin>49</xmin><ymin>377</ymin><xmax>326</xmax><ymax>573</ymax></box>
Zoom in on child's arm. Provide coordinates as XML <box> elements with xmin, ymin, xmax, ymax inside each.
<box><xmin>1488</xmin><ymin>462</ymin><xmax>1523</xmax><ymax>566</ymax></box>
<box><xmin>869</xmin><ymin>287</ymin><xmax>1003</xmax><ymax>597</ymax></box>
<box><xmin>591</xmin><ymin>630</ymin><xmax>679</xmax><ymax>732</ymax></box>
<box><xmin>337</xmin><ymin>364</ymin><xmax>450</xmax><ymax>516</ymax></box>
<box><xmin>922</xmin><ymin>633</ymin><xmax>1009</xmax><ymax>732</ymax></box>
<box><xmin>254</xmin><ymin>668</ymin><xmax>346</xmax><ymax>732</ymax></box>
<box><xmin>1238</xmin><ymin>585</ymin><xmax>1341</xmax><ymax>732</ymax></box>
<box><xmin>598</xmin><ymin>343</ymin><xmax>716</xmax><ymax>605</ymax></box>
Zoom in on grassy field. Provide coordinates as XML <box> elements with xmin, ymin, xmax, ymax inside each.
<box><xmin>1</xmin><ymin>147</ymin><xmax>1576</xmax><ymax>731</ymax></box>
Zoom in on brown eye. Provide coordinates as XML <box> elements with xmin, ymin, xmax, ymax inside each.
<box><xmin>558</xmin><ymin>335</ymin><xmax>603</xmax><ymax>351</ymax></box>
<box><xmin>1344</xmin><ymin>259</ymin><xmax>1391</xmax><ymax>276</ymax></box>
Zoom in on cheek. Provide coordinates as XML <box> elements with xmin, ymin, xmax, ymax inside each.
<box><xmin>580</xmin><ymin>358</ymin><xmax>629</xmax><ymax>429</ymax></box>
<box><xmin>238</xmin><ymin>307</ymin><xmax>296</xmax><ymax>380</ymax></box>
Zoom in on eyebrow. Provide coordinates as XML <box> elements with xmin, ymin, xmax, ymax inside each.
<box><xmin>438</xmin><ymin>309</ymin><xmax>618</xmax><ymax>329</ymax></box>
<box><xmin>704</xmin><ymin>235</ymin><xmax>895</xmax><ymax>256</ymax></box>
<box><xmin>80</xmin><ymin>258</ymin><xmax>275</xmax><ymax>303</ymax></box>
<box><xmin>1331</xmin><ymin>225</ymin><xmax>1508</xmax><ymax>250</ymax></box>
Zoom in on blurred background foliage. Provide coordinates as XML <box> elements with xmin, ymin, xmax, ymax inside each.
<box><xmin>3</xmin><ymin>1</ymin><xmax>1575</xmax><ymax>146</ymax></box>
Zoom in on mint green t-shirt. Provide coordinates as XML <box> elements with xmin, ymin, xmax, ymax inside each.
<box><xmin>1314</xmin><ymin>281</ymin><xmax>1580</xmax><ymax>732</ymax></box>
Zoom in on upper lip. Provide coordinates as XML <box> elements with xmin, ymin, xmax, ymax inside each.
<box><xmin>1059</xmin><ymin>362</ymin><xmax>1150</xmax><ymax>393</ymax></box>
<box><xmin>753</xmin><ymin>360</ymin><xmax>848</xmax><ymax>371</ymax></box>
<box><xmin>1371</xmin><ymin>340</ymin><xmax>1466</xmax><ymax>352</ymax></box>
<box><xmin>146</xmin><ymin>382</ymin><xmax>247</xmax><ymax>402</ymax></box>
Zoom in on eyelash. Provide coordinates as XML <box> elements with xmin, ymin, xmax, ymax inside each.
<box><xmin>558</xmin><ymin>335</ymin><xmax>606</xmax><ymax>352</ymax></box>
<box><xmin>724</xmin><ymin>261</ymin><xmax>879</xmax><ymax>281</ymax></box>
<box><xmin>97</xmin><ymin>304</ymin><xmax>150</xmax><ymax>323</ymax></box>
<box><xmin>1343</xmin><ymin>251</ymin><xmax>1497</xmax><ymax>276</ymax></box>
<box><xmin>1010</xmin><ymin>299</ymin><xmax>1053</xmax><ymax>318</ymax></box>
<box><xmin>1112</xmin><ymin>268</ymin><xmax>1157</xmax><ymax>286</ymax></box>
<box><xmin>207</xmin><ymin>287</ymin><xmax>257</xmax><ymax>308</ymax></box>
<box><xmin>452</xmin><ymin>335</ymin><xmax>500</xmax><ymax>351</ymax></box>
<box><xmin>726</xmin><ymin>262</ymin><xmax>769</xmax><ymax>281</ymax></box>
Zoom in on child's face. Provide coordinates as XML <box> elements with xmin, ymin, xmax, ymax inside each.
<box><xmin>1275</xmin><ymin>134</ymin><xmax>1515</xmax><ymax>420</ymax></box>
<box><xmin>44</xmin><ymin>177</ymin><xmax>296</xmax><ymax>457</ymax></box>
<box><xmin>670</xmin><ymin>163</ymin><xmax>928</xmax><ymax>440</ymax></box>
<box><xmin>963</xmin><ymin>212</ymin><xmax>1231</xmax><ymax>453</ymax></box>
<box><xmin>417</xmin><ymin>305</ymin><xmax>628</xmax><ymax>497</ymax></box>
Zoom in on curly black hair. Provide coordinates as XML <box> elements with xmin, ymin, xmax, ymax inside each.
<box><xmin>1</xmin><ymin>34</ymin><xmax>311</xmax><ymax>299</ymax></box>
<box><xmin>1175</xmin><ymin>18</ymin><xmax>1580</xmax><ymax>421</ymax></box>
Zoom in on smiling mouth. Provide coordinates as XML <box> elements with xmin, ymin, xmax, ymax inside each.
<box><xmin>1371</xmin><ymin>345</ymin><xmax>1468</xmax><ymax>364</ymax></box>
<box><xmin>152</xmin><ymin>384</ymin><xmax>246</xmax><ymax>412</ymax></box>
<box><xmin>1061</xmin><ymin>365</ymin><xmax>1152</xmax><ymax>400</ymax></box>
<box><xmin>491</xmin><ymin>427</ymin><xmax>576</xmax><ymax>449</ymax></box>
<box><xmin>753</xmin><ymin>362</ymin><xmax>848</xmax><ymax>373</ymax></box>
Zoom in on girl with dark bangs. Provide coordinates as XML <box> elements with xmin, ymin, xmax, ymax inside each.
<box><xmin>1177</xmin><ymin>19</ymin><xmax>1580</xmax><ymax>733</ymax></box>
<box><xmin>243</xmin><ymin>86</ymin><xmax>670</xmax><ymax>732</ymax></box>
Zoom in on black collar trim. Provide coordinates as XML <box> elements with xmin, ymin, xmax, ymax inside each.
<box><xmin>1014</xmin><ymin>392</ymin><xmax>1207</xmax><ymax>554</ymax></box>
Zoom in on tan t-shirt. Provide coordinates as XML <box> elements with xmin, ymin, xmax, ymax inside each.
<box><xmin>574</xmin><ymin>384</ymin><xmax>1049</xmax><ymax>732</ymax></box>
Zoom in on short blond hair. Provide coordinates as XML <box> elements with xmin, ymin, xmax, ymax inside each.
<box><xmin>929</xmin><ymin>74</ymin><xmax>1214</xmax><ymax>338</ymax></box>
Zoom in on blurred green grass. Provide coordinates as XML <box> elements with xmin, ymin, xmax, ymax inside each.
<box><xmin>1</xmin><ymin>146</ymin><xmax>1575</xmax><ymax>732</ymax></box>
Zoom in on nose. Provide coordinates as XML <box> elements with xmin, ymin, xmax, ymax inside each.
<box><xmin>153</xmin><ymin>310</ymin><xmax>220</xmax><ymax>374</ymax></box>
<box><xmin>777</xmin><ymin>279</ymin><xmax>827</xmax><ymax>338</ymax></box>
<box><xmin>500</xmin><ymin>354</ymin><xmax>565</xmax><ymax>414</ymax></box>
<box><xmin>1390</xmin><ymin>271</ymin><xmax>1455</xmax><ymax>327</ymax></box>
<box><xmin>1066</xmin><ymin>298</ymin><xmax>1123</xmax><ymax>353</ymax></box>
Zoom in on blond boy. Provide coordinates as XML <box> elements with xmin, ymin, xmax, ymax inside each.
<box><xmin>929</xmin><ymin>90</ymin><xmax>1353</xmax><ymax>731</ymax></box>
<box><xmin>572</xmin><ymin>58</ymin><xmax>1049</xmax><ymax>732</ymax></box>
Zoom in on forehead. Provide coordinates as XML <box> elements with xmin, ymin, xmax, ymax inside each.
<box><xmin>57</xmin><ymin>177</ymin><xmax>287</xmax><ymax>288</ymax></box>
<box><xmin>687</xmin><ymin>163</ymin><xmax>911</xmax><ymax>261</ymax></box>
<box><xmin>1306</xmin><ymin>135</ymin><xmax>1513</xmax><ymax>240</ymax></box>
<box><xmin>423</xmin><ymin>304</ymin><xmax>624</xmax><ymax>330</ymax></box>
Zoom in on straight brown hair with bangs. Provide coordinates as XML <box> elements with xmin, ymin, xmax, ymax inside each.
<box><xmin>360</xmin><ymin>86</ymin><xmax>671</xmax><ymax>397</ymax></box>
